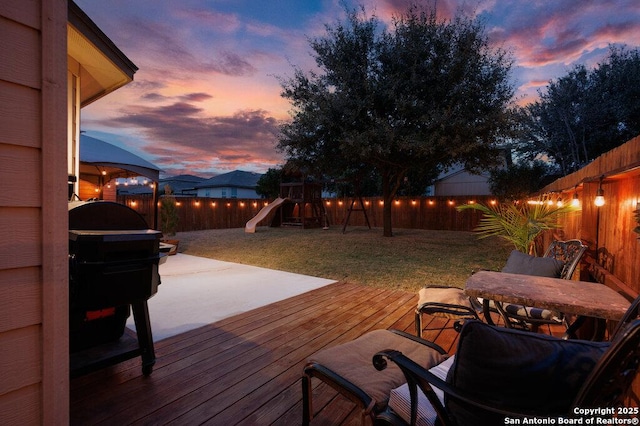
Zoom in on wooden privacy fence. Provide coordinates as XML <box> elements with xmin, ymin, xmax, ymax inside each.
<box><xmin>117</xmin><ymin>194</ymin><xmax>498</xmax><ymax>233</ymax></box>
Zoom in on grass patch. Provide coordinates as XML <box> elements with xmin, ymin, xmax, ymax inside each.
<box><xmin>176</xmin><ymin>226</ymin><xmax>513</xmax><ymax>292</ymax></box>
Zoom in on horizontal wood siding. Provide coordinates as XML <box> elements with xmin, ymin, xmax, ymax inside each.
<box><xmin>0</xmin><ymin>384</ymin><xmax>41</xmax><ymax>425</ymax></box>
<box><xmin>0</xmin><ymin>81</ymin><xmax>41</xmax><ymax>148</ymax></box>
<box><xmin>0</xmin><ymin>326</ymin><xmax>42</xmax><ymax>396</ymax></box>
<box><xmin>0</xmin><ymin>207</ymin><xmax>41</xmax><ymax>270</ymax></box>
<box><xmin>0</xmin><ymin>144</ymin><xmax>42</xmax><ymax>206</ymax></box>
<box><xmin>0</xmin><ymin>13</ymin><xmax>41</xmax><ymax>89</ymax></box>
<box><xmin>0</xmin><ymin>267</ymin><xmax>42</xmax><ymax>334</ymax></box>
<box><xmin>0</xmin><ymin>0</ymin><xmax>67</xmax><ymax>423</ymax></box>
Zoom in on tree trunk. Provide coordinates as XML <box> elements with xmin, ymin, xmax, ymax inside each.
<box><xmin>382</xmin><ymin>172</ymin><xmax>393</xmax><ymax>237</ymax></box>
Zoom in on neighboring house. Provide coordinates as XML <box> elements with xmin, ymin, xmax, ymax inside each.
<box><xmin>427</xmin><ymin>165</ymin><xmax>493</xmax><ymax>197</ymax></box>
<box><xmin>159</xmin><ymin>174</ymin><xmax>206</xmax><ymax>195</ymax></box>
<box><xmin>195</xmin><ymin>170</ymin><xmax>263</xmax><ymax>198</ymax></box>
<box><xmin>0</xmin><ymin>1</ymin><xmax>136</xmax><ymax>422</ymax></box>
<box><xmin>427</xmin><ymin>151</ymin><xmax>511</xmax><ymax>197</ymax></box>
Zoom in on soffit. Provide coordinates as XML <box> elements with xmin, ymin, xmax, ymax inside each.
<box><xmin>67</xmin><ymin>1</ymin><xmax>137</xmax><ymax>107</ymax></box>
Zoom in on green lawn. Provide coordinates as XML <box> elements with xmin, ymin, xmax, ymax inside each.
<box><xmin>175</xmin><ymin>226</ymin><xmax>513</xmax><ymax>292</ymax></box>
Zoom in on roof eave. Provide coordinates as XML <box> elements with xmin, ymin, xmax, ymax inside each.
<box><xmin>68</xmin><ymin>0</ymin><xmax>138</xmax><ymax>106</ymax></box>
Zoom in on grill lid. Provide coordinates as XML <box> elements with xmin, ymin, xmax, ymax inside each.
<box><xmin>69</xmin><ymin>200</ymin><xmax>150</xmax><ymax>230</ymax></box>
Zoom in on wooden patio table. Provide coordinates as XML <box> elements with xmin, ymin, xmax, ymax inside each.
<box><xmin>465</xmin><ymin>270</ymin><xmax>631</xmax><ymax>340</ymax></box>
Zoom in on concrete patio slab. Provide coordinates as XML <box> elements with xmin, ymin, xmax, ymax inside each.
<box><xmin>126</xmin><ymin>253</ymin><xmax>336</xmax><ymax>341</ymax></box>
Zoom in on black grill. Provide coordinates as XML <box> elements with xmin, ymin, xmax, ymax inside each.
<box><xmin>68</xmin><ymin>201</ymin><xmax>161</xmax><ymax>376</ymax></box>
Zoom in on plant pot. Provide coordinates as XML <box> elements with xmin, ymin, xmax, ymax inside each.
<box><xmin>160</xmin><ymin>239</ymin><xmax>179</xmax><ymax>256</ymax></box>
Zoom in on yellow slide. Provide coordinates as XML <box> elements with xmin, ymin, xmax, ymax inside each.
<box><xmin>245</xmin><ymin>197</ymin><xmax>289</xmax><ymax>233</ymax></box>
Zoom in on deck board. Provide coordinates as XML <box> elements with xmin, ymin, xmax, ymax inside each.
<box><xmin>70</xmin><ymin>282</ymin><xmax>461</xmax><ymax>425</ymax></box>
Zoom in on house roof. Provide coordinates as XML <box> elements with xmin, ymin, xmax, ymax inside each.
<box><xmin>79</xmin><ymin>135</ymin><xmax>160</xmax><ymax>183</ymax></box>
<box><xmin>68</xmin><ymin>0</ymin><xmax>138</xmax><ymax>106</ymax></box>
<box><xmin>160</xmin><ymin>175</ymin><xmax>207</xmax><ymax>194</ymax></box>
<box><xmin>195</xmin><ymin>170</ymin><xmax>262</xmax><ymax>189</ymax></box>
<box><xmin>164</xmin><ymin>174</ymin><xmax>208</xmax><ymax>183</ymax></box>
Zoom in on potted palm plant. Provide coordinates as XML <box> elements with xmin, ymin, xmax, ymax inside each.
<box><xmin>159</xmin><ymin>184</ymin><xmax>179</xmax><ymax>255</ymax></box>
<box><xmin>457</xmin><ymin>201</ymin><xmax>577</xmax><ymax>255</ymax></box>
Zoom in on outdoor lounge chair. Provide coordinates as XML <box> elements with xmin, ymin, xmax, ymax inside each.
<box><xmin>415</xmin><ymin>239</ymin><xmax>587</xmax><ymax>337</ymax></box>
<box><xmin>374</xmin><ymin>318</ymin><xmax>640</xmax><ymax>426</ymax></box>
<box><xmin>302</xmin><ymin>330</ymin><xmax>448</xmax><ymax>425</ymax></box>
<box><xmin>302</xmin><ymin>292</ymin><xmax>640</xmax><ymax>426</ymax></box>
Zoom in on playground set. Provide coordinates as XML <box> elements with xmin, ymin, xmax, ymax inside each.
<box><xmin>245</xmin><ymin>182</ymin><xmax>371</xmax><ymax>233</ymax></box>
<box><xmin>245</xmin><ymin>182</ymin><xmax>324</xmax><ymax>233</ymax></box>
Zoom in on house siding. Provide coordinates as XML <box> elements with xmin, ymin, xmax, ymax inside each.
<box><xmin>196</xmin><ymin>187</ymin><xmax>259</xmax><ymax>199</ymax></box>
<box><xmin>434</xmin><ymin>171</ymin><xmax>492</xmax><ymax>196</ymax></box>
<box><xmin>0</xmin><ymin>1</ymin><xmax>68</xmax><ymax>424</ymax></box>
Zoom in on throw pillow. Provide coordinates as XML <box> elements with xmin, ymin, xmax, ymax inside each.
<box><xmin>501</xmin><ymin>249</ymin><xmax>564</xmax><ymax>278</ymax></box>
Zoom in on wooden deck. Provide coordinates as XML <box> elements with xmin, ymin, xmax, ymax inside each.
<box><xmin>70</xmin><ymin>282</ymin><xmax>465</xmax><ymax>425</ymax></box>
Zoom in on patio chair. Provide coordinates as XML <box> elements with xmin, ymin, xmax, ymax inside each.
<box><xmin>374</xmin><ymin>316</ymin><xmax>640</xmax><ymax>425</ymax></box>
<box><xmin>496</xmin><ymin>239</ymin><xmax>587</xmax><ymax>332</ymax></box>
<box><xmin>302</xmin><ymin>329</ymin><xmax>449</xmax><ymax>425</ymax></box>
<box><xmin>415</xmin><ymin>239</ymin><xmax>587</xmax><ymax>337</ymax></box>
<box><xmin>303</xmin><ymin>293</ymin><xmax>640</xmax><ymax>426</ymax></box>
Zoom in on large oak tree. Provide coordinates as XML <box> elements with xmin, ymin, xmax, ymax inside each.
<box><xmin>278</xmin><ymin>5</ymin><xmax>515</xmax><ymax>236</ymax></box>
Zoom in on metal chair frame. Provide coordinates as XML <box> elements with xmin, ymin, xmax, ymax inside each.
<box><xmin>415</xmin><ymin>240</ymin><xmax>588</xmax><ymax>337</ymax></box>
<box><xmin>496</xmin><ymin>239</ymin><xmax>588</xmax><ymax>331</ymax></box>
<box><xmin>374</xmin><ymin>313</ymin><xmax>640</xmax><ymax>425</ymax></box>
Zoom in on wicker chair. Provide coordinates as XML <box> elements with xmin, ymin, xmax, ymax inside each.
<box><xmin>374</xmin><ymin>316</ymin><xmax>640</xmax><ymax>426</ymax></box>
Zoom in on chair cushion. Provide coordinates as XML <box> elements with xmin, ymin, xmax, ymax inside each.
<box><xmin>417</xmin><ymin>287</ymin><xmax>477</xmax><ymax>319</ymax></box>
<box><xmin>308</xmin><ymin>330</ymin><xmax>447</xmax><ymax>411</ymax></box>
<box><xmin>388</xmin><ymin>356</ymin><xmax>455</xmax><ymax>426</ymax></box>
<box><xmin>445</xmin><ymin>321</ymin><xmax>609</xmax><ymax>425</ymax></box>
<box><xmin>503</xmin><ymin>303</ymin><xmax>559</xmax><ymax>322</ymax></box>
<box><xmin>501</xmin><ymin>250</ymin><xmax>564</xmax><ymax>277</ymax></box>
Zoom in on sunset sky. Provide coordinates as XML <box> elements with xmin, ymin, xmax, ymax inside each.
<box><xmin>75</xmin><ymin>0</ymin><xmax>640</xmax><ymax>178</ymax></box>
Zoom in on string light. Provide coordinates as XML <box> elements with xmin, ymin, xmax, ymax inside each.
<box><xmin>594</xmin><ymin>176</ymin><xmax>605</xmax><ymax>207</ymax></box>
<box><xmin>595</xmin><ymin>188</ymin><xmax>605</xmax><ymax>207</ymax></box>
<box><xmin>571</xmin><ymin>187</ymin><xmax>580</xmax><ymax>207</ymax></box>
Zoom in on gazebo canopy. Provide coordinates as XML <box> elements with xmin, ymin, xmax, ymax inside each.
<box><xmin>79</xmin><ymin>134</ymin><xmax>160</xmax><ymax>184</ymax></box>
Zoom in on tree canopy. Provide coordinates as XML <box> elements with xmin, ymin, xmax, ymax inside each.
<box><xmin>278</xmin><ymin>5</ymin><xmax>515</xmax><ymax>236</ymax></box>
<box><xmin>512</xmin><ymin>46</ymin><xmax>640</xmax><ymax>175</ymax></box>
<box><xmin>488</xmin><ymin>161</ymin><xmax>556</xmax><ymax>202</ymax></box>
